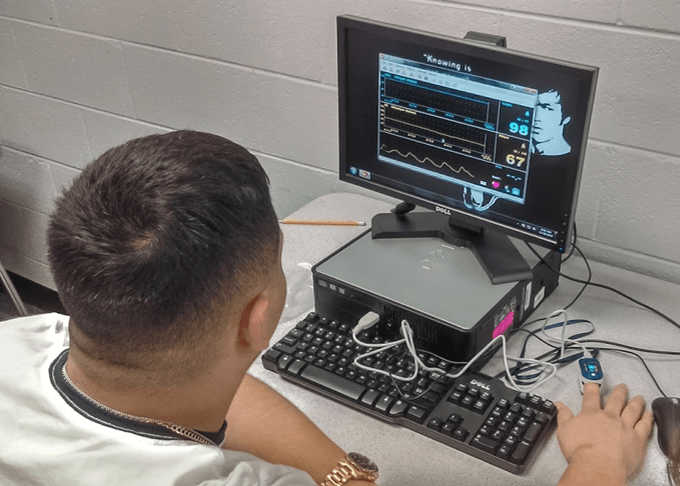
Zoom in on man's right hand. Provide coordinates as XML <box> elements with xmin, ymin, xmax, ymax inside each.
<box><xmin>554</xmin><ymin>383</ymin><xmax>654</xmax><ymax>486</ymax></box>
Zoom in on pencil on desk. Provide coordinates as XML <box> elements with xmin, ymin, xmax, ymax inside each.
<box><xmin>279</xmin><ymin>219</ymin><xmax>366</xmax><ymax>226</ymax></box>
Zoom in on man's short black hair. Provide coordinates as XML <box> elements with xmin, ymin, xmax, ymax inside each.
<box><xmin>48</xmin><ymin>130</ymin><xmax>280</xmax><ymax>371</ymax></box>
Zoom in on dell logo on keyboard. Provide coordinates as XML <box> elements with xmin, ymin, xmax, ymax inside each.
<box><xmin>470</xmin><ymin>379</ymin><xmax>490</xmax><ymax>391</ymax></box>
<box><xmin>435</xmin><ymin>206</ymin><xmax>451</xmax><ymax>216</ymax></box>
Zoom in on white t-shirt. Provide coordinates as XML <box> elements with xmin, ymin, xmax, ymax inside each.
<box><xmin>0</xmin><ymin>313</ymin><xmax>315</xmax><ymax>486</ymax></box>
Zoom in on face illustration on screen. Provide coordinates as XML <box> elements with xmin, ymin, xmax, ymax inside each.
<box><xmin>464</xmin><ymin>88</ymin><xmax>574</xmax><ymax>213</ymax></box>
<box><xmin>531</xmin><ymin>90</ymin><xmax>572</xmax><ymax>156</ymax></box>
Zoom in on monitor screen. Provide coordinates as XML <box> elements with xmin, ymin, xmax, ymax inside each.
<box><xmin>337</xmin><ymin>16</ymin><xmax>598</xmax><ymax>257</ymax></box>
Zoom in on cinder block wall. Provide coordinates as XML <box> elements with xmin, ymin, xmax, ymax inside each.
<box><xmin>1</xmin><ymin>1</ymin><xmax>679</xmax><ymax>290</ymax></box>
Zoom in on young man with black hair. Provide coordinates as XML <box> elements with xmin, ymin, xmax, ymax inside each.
<box><xmin>0</xmin><ymin>130</ymin><xmax>653</xmax><ymax>485</ymax></box>
<box><xmin>0</xmin><ymin>130</ymin><xmax>377</xmax><ymax>485</ymax></box>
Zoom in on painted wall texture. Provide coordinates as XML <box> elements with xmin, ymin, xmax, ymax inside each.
<box><xmin>1</xmin><ymin>1</ymin><xmax>679</xmax><ymax>289</ymax></box>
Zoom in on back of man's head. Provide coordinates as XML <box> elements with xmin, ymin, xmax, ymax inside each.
<box><xmin>48</xmin><ymin>130</ymin><xmax>280</xmax><ymax>383</ymax></box>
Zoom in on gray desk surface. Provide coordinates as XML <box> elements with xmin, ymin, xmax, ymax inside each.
<box><xmin>248</xmin><ymin>192</ymin><xmax>680</xmax><ymax>485</ymax></box>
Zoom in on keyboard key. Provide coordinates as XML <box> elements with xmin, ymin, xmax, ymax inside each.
<box><xmin>472</xmin><ymin>434</ymin><xmax>500</xmax><ymax>454</ymax></box>
<box><xmin>534</xmin><ymin>412</ymin><xmax>549</xmax><ymax>425</ymax></box>
<box><xmin>503</xmin><ymin>411</ymin><xmax>518</xmax><ymax>423</ymax></box>
<box><xmin>388</xmin><ymin>399</ymin><xmax>408</xmax><ymax>418</ymax></box>
<box><xmin>406</xmin><ymin>406</ymin><xmax>428</xmax><ymax>424</ymax></box>
<box><xmin>528</xmin><ymin>395</ymin><xmax>542</xmax><ymax>409</ymax></box>
<box><xmin>490</xmin><ymin>406</ymin><xmax>504</xmax><ymax>419</ymax></box>
<box><xmin>273</xmin><ymin>342</ymin><xmax>296</xmax><ymax>355</ymax></box>
<box><xmin>375</xmin><ymin>395</ymin><xmax>394</xmax><ymax>413</ymax></box>
<box><xmin>523</xmin><ymin>422</ymin><xmax>543</xmax><ymax>444</ymax></box>
<box><xmin>441</xmin><ymin>421</ymin><xmax>457</xmax><ymax>436</ymax></box>
<box><xmin>427</xmin><ymin>418</ymin><xmax>442</xmax><ymax>431</ymax></box>
<box><xmin>448</xmin><ymin>413</ymin><xmax>463</xmax><ymax>425</ymax></box>
<box><xmin>497</xmin><ymin>443</ymin><xmax>513</xmax><ymax>460</ymax></box>
<box><xmin>300</xmin><ymin>365</ymin><xmax>365</xmax><ymax>401</ymax></box>
<box><xmin>461</xmin><ymin>396</ymin><xmax>474</xmax><ymax>409</ymax></box>
<box><xmin>516</xmin><ymin>416</ymin><xmax>530</xmax><ymax>430</ymax></box>
<box><xmin>521</xmin><ymin>407</ymin><xmax>536</xmax><ymax>420</ymax></box>
<box><xmin>278</xmin><ymin>354</ymin><xmax>293</xmax><ymax>370</ymax></box>
<box><xmin>473</xmin><ymin>400</ymin><xmax>489</xmax><ymax>414</ymax></box>
<box><xmin>510</xmin><ymin>441</ymin><xmax>532</xmax><ymax>464</ymax></box>
<box><xmin>288</xmin><ymin>359</ymin><xmax>305</xmax><ymax>376</ymax></box>
<box><xmin>361</xmin><ymin>389</ymin><xmax>380</xmax><ymax>407</ymax></box>
<box><xmin>503</xmin><ymin>435</ymin><xmax>519</xmax><ymax>449</ymax></box>
<box><xmin>491</xmin><ymin>430</ymin><xmax>505</xmax><ymax>442</ymax></box>
<box><xmin>262</xmin><ymin>348</ymin><xmax>281</xmax><ymax>364</ymax></box>
<box><xmin>448</xmin><ymin>390</ymin><xmax>464</xmax><ymax>404</ymax></box>
<box><xmin>280</xmin><ymin>335</ymin><xmax>297</xmax><ymax>348</ymax></box>
<box><xmin>542</xmin><ymin>400</ymin><xmax>556</xmax><ymax>413</ymax></box>
<box><xmin>452</xmin><ymin>428</ymin><xmax>469</xmax><ymax>441</ymax></box>
<box><xmin>324</xmin><ymin>362</ymin><xmax>337</xmax><ymax>373</ymax></box>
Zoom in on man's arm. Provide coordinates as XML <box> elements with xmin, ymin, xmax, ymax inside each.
<box><xmin>223</xmin><ymin>373</ymin><xmax>376</xmax><ymax>485</ymax></box>
<box><xmin>555</xmin><ymin>383</ymin><xmax>654</xmax><ymax>486</ymax></box>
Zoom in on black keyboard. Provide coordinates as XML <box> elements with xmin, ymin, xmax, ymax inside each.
<box><xmin>262</xmin><ymin>312</ymin><xmax>557</xmax><ymax>474</ymax></box>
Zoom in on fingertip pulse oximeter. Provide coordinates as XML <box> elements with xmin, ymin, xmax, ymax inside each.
<box><xmin>578</xmin><ymin>357</ymin><xmax>603</xmax><ymax>393</ymax></box>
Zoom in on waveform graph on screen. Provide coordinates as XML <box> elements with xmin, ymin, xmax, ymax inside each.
<box><xmin>379</xmin><ymin>143</ymin><xmax>474</xmax><ymax>179</ymax></box>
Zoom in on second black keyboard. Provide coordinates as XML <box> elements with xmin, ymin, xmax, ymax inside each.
<box><xmin>262</xmin><ymin>312</ymin><xmax>557</xmax><ymax>474</ymax></box>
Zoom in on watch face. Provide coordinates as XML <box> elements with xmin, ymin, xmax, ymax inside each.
<box><xmin>348</xmin><ymin>452</ymin><xmax>379</xmax><ymax>473</ymax></box>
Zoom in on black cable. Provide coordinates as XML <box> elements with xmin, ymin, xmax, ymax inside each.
<box><xmin>517</xmin><ymin>319</ymin><xmax>595</xmax><ymax>358</ymax></box>
<box><xmin>592</xmin><ymin>347</ymin><xmax>669</xmax><ymax>397</ymax></box>
<box><xmin>526</xmin><ymin>242</ymin><xmax>680</xmax><ymax>330</ymax></box>
<box><xmin>560</xmin><ymin>245</ymin><xmax>593</xmax><ymax>311</ymax></box>
<box><xmin>512</xmin><ymin>237</ymin><xmax>678</xmax><ymax>395</ymax></box>
<box><xmin>496</xmin><ymin>327</ymin><xmax>677</xmax><ymax>395</ymax></box>
<box><xmin>579</xmin><ymin>339</ymin><xmax>680</xmax><ymax>356</ymax></box>
<box><xmin>492</xmin><ymin>321</ymin><xmax>595</xmax><ymax>384</ymax></box>
<box><xmin>507</xmin><ymin>345</ymin><xmax>668</xmax><ymax>397</ymax></box>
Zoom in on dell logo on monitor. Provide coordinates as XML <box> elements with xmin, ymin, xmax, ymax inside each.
<box><xmin>435</xmin><ymin>206</ymin><xmax>451</xmax><ymax>216</ymax></box>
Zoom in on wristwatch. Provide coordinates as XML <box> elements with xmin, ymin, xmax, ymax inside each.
<box><xmin>320</xmin><ymin>452</ymin><xmax>379</xmax><ymax>485</ymax></box>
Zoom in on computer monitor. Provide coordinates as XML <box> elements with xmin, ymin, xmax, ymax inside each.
<box><xmin>337</xmin><ymin>16</ymin><xmax>598</xmax><ymax>284</ymax></box>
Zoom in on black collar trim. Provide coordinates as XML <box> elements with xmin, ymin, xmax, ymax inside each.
<box><xmin>49</xmin><ymin>349</ymin><xmax>227</xmax><ymax>446</ymax></box>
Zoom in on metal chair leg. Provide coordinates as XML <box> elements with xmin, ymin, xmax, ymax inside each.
<box><xmin>0</xmin><ymin>260</ymin><xmax>28</xmax><ymax>316</ymax></box>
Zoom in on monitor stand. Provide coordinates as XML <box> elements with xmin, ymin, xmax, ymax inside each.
<box><xmin>371</xmin><ymin>203</ymin><xmax>533</xmax><ymax>285</ymax></box>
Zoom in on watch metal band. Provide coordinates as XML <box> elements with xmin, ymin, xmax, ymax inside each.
<box><xmin>321</xmin><ymin>459</ymin><xmax>360</xmax><ymax>486</ymax></box>
<box><xmin>320</xmin><ymin>453</ymin><xmax>378</xmax><ymax>486</ymax></box>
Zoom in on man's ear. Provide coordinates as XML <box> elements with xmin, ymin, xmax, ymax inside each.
<box><xmin>236</xmin><ymin>291</ymin><xmax>273</xmax><ymax>352</ymax></box>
